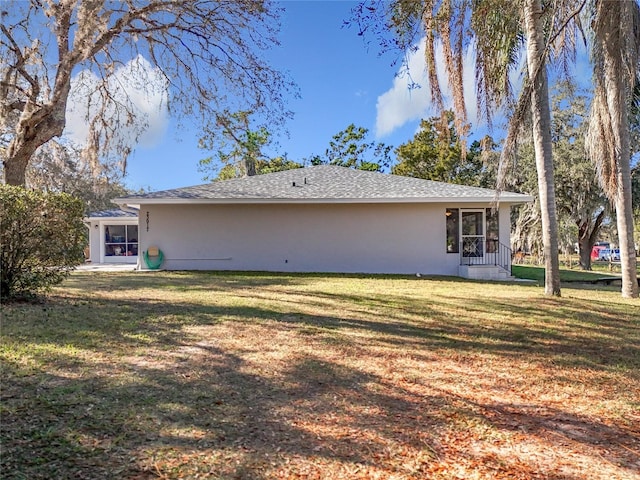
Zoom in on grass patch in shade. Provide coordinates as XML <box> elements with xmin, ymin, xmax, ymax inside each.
<box><xmin>2</xmin><ymin>271</ymin><xmax>639</xmax><ymax>479</ymax></box>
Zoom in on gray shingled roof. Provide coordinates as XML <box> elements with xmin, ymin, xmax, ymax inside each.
<box><xmin>115</xmin><ymin>165</ymin><xmax>532</xmax><ymax>204</ymax></box>
<box><xmin>86</xmin><ymin>208</ymin><xmax>138</xmax><ymax>219</ymax></box>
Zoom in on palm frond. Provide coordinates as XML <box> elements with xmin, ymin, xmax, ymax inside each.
<box><xmin>586</xmin><ymin>0</ymin><xmax>640</xmax><ymax>201</ymax></box>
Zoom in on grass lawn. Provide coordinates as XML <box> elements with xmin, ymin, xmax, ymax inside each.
<box><xmin>512</xmin><ymin>265</ymin><xmax>623</xmax><ymax>284</ymax></box>
<box><xmin>513</xmin><ymin>257</ymin><xmax>640</xmax><ymax>284</ymax></box>
<box><xmin>1</xmin><ymin>272</ymin><xmax>639</xmax><ymax>479</ymax></box>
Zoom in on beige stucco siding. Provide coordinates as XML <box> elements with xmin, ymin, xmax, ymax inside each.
<box><xmin>87</xmin><ymin>221</ymin><xmax>101</xmax><ymax>264</ymax></box>
<box><xmin>499</xmin><ymin>207</ymin><xmax>511</xmax><ymax>248</ymax></box>
<box><xmin>138</xmin><ymin>202</ymin><xmax>515</xmax><ymax>275</ymax></box>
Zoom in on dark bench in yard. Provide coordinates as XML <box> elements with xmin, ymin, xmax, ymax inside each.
<box><xmin>590</xmin><ymin>277</ymin><xmax>622</xmax><ymax>286</ymax></box>
<box><xmin>585</xmin><ymin>277</ymin><xmax>640</xmax><ymax>286</ymax></box>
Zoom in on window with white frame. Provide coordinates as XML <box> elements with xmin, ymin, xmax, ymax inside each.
<box><xmin>105</xmin><ymin>224</ymin><xmax>138</xmax><ymax>257</ymax></box>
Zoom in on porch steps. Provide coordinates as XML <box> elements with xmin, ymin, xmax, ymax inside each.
<box><xmin>459</xmin><ymin>264</ymin><xmax>514</xmax><ymax>281</ymax></box>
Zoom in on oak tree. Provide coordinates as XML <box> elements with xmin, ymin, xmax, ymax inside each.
<box><xmin>393</xmin><ymin>111</ymin><xmax>495</xmax><ymax>187</ymax></box>
<box><xmin>199</xmin><ymin>111</ymin><xmax>272</xmax><ymax>180</ymax></box>
<box><xmin>1</xmin><ymin>1</ymin><xmax>293</xmax><ymax>185</ymax></box>
<box><xmin>25</xmin><ymin>140</ymin><xmax>132</xmax><ymax>214</ymax></box>
<box><xmin>312</xmin><ymin>124</ymin><xmax>392</xmax><ymax>172</ymax></box>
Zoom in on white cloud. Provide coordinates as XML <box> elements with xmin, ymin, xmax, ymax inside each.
<box><xmin>375</xmin><ymin>38</ymin><xmax>480</xmax><ymax>138</ymax></box>
<box><xmin>64</xmin><ymin>55</ymin><xmax>169</xmax><ymax>150</ymax></box>
<box><xmin>375</xmin><ymin>38</ymin><xmax>430</xmax><ymax>138</ymax></box>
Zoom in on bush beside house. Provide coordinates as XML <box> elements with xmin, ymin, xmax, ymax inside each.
<box><xmin>1</xmin><ymin>185</ymin><xmax>86</xmax><ymax>300</ymax></box>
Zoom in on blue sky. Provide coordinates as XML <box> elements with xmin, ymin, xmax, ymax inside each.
<box><xmin>108</xmin><ymin>1</ymin><xmax>434</xmax><ymax>191</ymax></box>
<box><xmin>62</xmin><ymin>1</ymin><xmax>595</xmax><ymax>192</ymax></box>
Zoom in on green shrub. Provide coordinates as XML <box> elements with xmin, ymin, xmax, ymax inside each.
<box><xmin>1</xmin><ymin>185</ymin><xmax>86</xmax><ymax>300</ymax></box>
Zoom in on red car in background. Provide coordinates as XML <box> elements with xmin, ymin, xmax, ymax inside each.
<box><xmin>591</xmin><ymin>244</ymin><xmax>610</xmax><ymax>261</ymax></box>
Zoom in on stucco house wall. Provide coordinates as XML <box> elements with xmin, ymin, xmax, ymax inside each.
<box><xmin>86</xmin><ymin>219</ymin><xmax>102</xmax><ymax>264</ymax></box>
<box><xmin>117</xmin><ymin>166</ymin><xmax>532</xmax><ymax>278</ymax></box>
<box><xmin>498</xmin><ymin>207</ymin><xmax>511</xmax><ymax>249</ymax></box>
<box><xmin>138</xmin><ymin>202</ymin><xmax>514</xmax><ymax>275</ymax></box>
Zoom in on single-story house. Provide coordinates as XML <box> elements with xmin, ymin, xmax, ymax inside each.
<box><xmin>113</xmin><ymin>165</ymin><xmax>532</xmax><ymax>280</ymax></box>
<box><xmin>84</xmin><ymin>208</ymin><xmax>139</xmax><ymax>265</ymax></box>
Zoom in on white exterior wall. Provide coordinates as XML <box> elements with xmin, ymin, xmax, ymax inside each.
<box><xmin>499</xmin><ymin>207</ymin><xmax>511</xmax><ymax>248</ymax></box>
<box><xmin>138</xmin><ymin>202</ymin><xmax>515</xmax><ymax>275</ymax></box>
<box><xmin>87</xmin><ymin>221</ymin><xmax>102</xmax><ymax>263</ymax></box>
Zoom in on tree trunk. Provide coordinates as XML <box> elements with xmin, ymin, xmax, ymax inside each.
<box><xmin>616</xmin><ymin>175</ymin><xmax>638</xmax><ymax>298</ymax></box>
<box><xmin>577</xmin><ymin>210</ymin><xmax>605</xmax><ymax>270</ymax></box>
<box><xmin>611</xmin><ymin>85</ymin><xmax>639</xmax><ymax>296</ymax></box>
<box><xmin>4</xmin><ymin>101</ymin><xmax>69</xmax><ymax>186</ymax></box>
<box><xmin>599</xmin><ymin>2</ymin><xmax>639</xmax><ymax>298</ymax></box>
<box><xmin>577</xmin><ymin>229</ymin><xmax>592</xmax><ymax>270</ymax></box>
<box><xmin>2</xmin><ymin>152</ymin><xmax>30</xmax><ymax>186</ymax></box>
<box><xmin>3</xmin><ymin>39</ymin><xmax>72</xmax><ymax>186</ymax></box>
<box><xmin>245</xmin><ymin>157</ymin><xmax>256</xmax><ymax>176</ymax></box>
<box><xmin>523</xmin><ymin>0</ymin><xmax>561</xmax><ymax>296</ymax></box>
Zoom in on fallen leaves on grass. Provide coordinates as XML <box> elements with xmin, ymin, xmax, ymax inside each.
<box><xmin>1</xmin><ymin>272</ymin><xmax>639</xmax><ymax>479</ymax></box>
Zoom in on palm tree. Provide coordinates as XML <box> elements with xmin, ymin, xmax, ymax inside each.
<box><xmin>586</xmin><ymin>0</ymin><xmax>640</xmax><ymax>298</ymax></box>
<box><xmin>519</xmin><ymin>0</ymin><xmax>561</xmax><ymax>295</ymax></box>
<box><xmin>354</xmin><ymin>0</ymin><xmax>587</xmax><ymax>295</ymax></box>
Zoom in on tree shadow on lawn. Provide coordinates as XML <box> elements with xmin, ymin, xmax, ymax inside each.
<box><xmin>4</xmin><ymin>345</ymin><xmax>638</xmax><ymax>480</ymax></box>
<box><xmin>7</xmin><ymin>294</ymin><xmax>638</xmax><ymax>374</ymax></box>
<box><xmin>266</xmin><ymin>287</ymin><xmax>640</xmax><ymax>373</ymax></box>
<box><xmin>435</xmin><ymin>389</ymin><xmax>640</xmax><ymax>475</ymax></box>
<box><xmin>6</xmin><ymin>276</ymin><xmax>640</xmax><ymax>374</ymax></box>
<box><xmin>4</xmin><ymin>337</ymin><xmax>638</xmax><ymax>480</ymax></box>
<box><xmin>2</xmin><ymin>341</ymin><xmax>447</xmax><ymax>479</ymax></box>
<box><xmin>439</xmin><ymin>295</ymin><xmax>640</xmax><ymax>371</ymax></box>
<box><xmin>2</xmin><ymin>275</ymin><xmax>639</xmax><ymax>478</ymax></box>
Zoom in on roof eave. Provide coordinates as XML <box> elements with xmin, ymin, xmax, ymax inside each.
<box><xmin>114</xmin><ymin>195</ymin><xmax>533</xmax><ymax>206</ymax></box>
<box><xmin>84</xmin><ymin>215</ymin><xmax>140</xmax><ymax>221</ymax></box>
